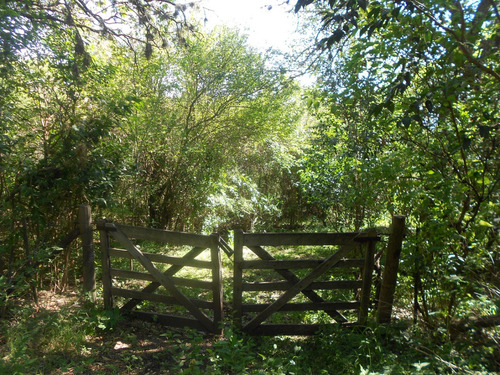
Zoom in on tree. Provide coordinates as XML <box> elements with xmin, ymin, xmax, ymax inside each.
<box><xmin>294</xmin><ymin>0</ymin><xmax>499</xmax><ymax>324</ymax></box>
<box><xmin>1</xmin><ymin>0</ymin><xmax>196</xmax><ymax>59</ymax></box>
<box><xmin>113</xmin><ymin>27</ymin><xmax>302</xmax><ymax>231</ymax></box>
<box><xmin>0</xmin><ymin>0</ymin><xmax>197</xmax><ymax>302</ymax></box>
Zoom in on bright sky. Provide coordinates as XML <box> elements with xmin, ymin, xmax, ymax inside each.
<box><xmin>199</xmin><ymin>0</ymin><xmax>302</xmax><ymax>52</ymax></box>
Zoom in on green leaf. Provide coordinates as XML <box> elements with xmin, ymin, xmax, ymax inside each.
<box><xmin>332</xmin><ymin>29</ymin><xmax>346</xmax><ymax>43</ymax></box>
<box><xmin>479</xmin><ymin>220</ymin><xmax>493</xmax><ymax>227</ymax></box>
<box><xmin>385</xmin><ymin>100</ymin><xmax>394</xmax><ymax>113</ymax></box>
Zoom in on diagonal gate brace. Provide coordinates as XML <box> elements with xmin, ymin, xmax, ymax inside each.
<box><xmin>248</xmin><ymin>246</ymin><xmax>348</xmax><ymax>323</ymax></box>
<box><xmin>110</xmin><ymin>229</ymin><xmax>214</xmax><ymax>332</ymax></box>
<box><xmin>121</xmin><ymin>246</ymin><xmax>206</xmax><ymax>311</ymax></box>
<box><xmin>244</xmin><ymin>245</ymin><xmax>352</xmax><ymax>332</ymax></box>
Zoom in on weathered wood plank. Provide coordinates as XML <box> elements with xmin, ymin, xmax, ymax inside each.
<box><xmin>112</xmin><ymin>287</ymin><xmax>215</xmax><ymax>309</ymax></box>
<box><xmin>244</xmin><ymin>324</ymin><xmax>337</xmax><ymax>336</ymax></box>
<box><xmin>120</xmin><ymin>246</ymin><xmax>205</xmax><ymax>312</ymax></box>
<box><xmin>110</xmin><ymin>268</ymin><xmax>214</xmax><ymax>289</ymax></box>
<box><xmin>98</xmin><ymin>220</ymin><xmax>113</xmax><ymax>310</ymax></box>
<box><xmin>354</xmin><ymin>232</ymin><xmax>382</xmax><ymax>242</ymax></box>
<box><xmin>109</xmin><ymin>248</ymin><xmax>212</xmax><ymax>269</ymax></box>
<box><xmin>244</xmin><ymin>246</ymin><xmax>352</xmax><ymax>332</ymax></box>
<box><xmin>210</xmin><ymin>234</ymin><xmax>224</xmax><ymax>332</ymax></box>
<box><xmin>124</xmin><ymin>310</ymin><xmax>207</xmax><ymax>331</ymax></box>
<box><xmin>242</xmin><ymin>301</ymin><xmax>360</xmax><ymax>312</ymax></box>
<box><xmin>358</xmin><ymin>240</ymin><xmax>376</xmax><ymax>323</ymax></box>
<box><xmin>242</xmin><ymin>232</ymin><xmax>361</xmax><ymax>247</ymax></box>
<box><xmin>242</xmin><ymin>280</ymin><xmax>363</xmax><ymax>291</ymax></box>
<box><xmin>110</xmin><ymin>268</ymin><xmax>155</xmax><ymax>281</ymax></box>
<box><xmin>247</xmin><ymin>245</ymin><xmax>348</xmax><ymax>324</ymax></box>
<box><xmin>218</xmin><ymin>237</ymin><xmax>234</xmax><ymax>257</ymax></box>
<box><xmin>109</xmin><ymin>229</ymin><xmax>215</xmax><ymax>332</ymax></box>
<box><xmin>112</xmin><ymin>223</ymin><xmax>212</xmax><ymax>248</ymax></box>
<box><xmin>233</xmin><ymin>229</ymin><xmax>244</xmax><ymax>327</ymax></box>
<box><xmin>242</xmin><ymin>258</ymin><xmax>364</xmax><ymax>270</ymax></box>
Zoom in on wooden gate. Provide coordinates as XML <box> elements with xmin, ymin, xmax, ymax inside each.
<box><xmin>233</xmin><ymin>229</ymin><xmax>380</xmax><ymax>335</ymax></box>
<box><xmin>97</xmin><ymin>221</ymin><xmax>223</xmax><ymax>334</ymax></box>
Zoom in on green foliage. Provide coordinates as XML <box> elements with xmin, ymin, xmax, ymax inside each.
<box><xmin>93</xmin><ymin>307</ymin><xmax>123</xmax><ymax>332</ymax></box>
<box><xmin>0</xmin><ymin>3</ymin><xmax>497</xmax><ymax>372</ymax></box>
<box><xmin>0</xmin><ymin>26</ymin><xmax>130</xmax><ymax>301</ymax></box>
<box><xmin>1</xmin><ymin>288</ymin><xmax>498</xmax><ymax>374</ymax></box>
<box><xmin>1</xmin><ymin>305</ymin><xmax>92</xmax><ymax>373</ymax></box>
<box><xmin>204</xmin><ymin>170</ymin><xmax>280</xmax><ymax>233</ymax></box>
<box><xmin>0</xmin><ymin>0</ymin><xmax>223</xmax><ymax>311</ymax></box>
<box><xmin>209</xmin><ymin>327</ymin><xmax>258</xmax><ymax>374</ymax></box>
<box><xmin>295</xmin><ymin>0</ymin><xmax>499</xmax><ymax>324</ymax></box>
<box><xmin>112</xmin><ymin>26</ymin><xmax>304</xmax><ymax>231</ymax></box>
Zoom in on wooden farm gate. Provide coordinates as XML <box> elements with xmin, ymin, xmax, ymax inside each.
<box><xmin>233</xmin><ymin>229</ymin><xmax>381</xmax><ymax>335</ymax></box>
<box><xmin>97</xmin><ymin>221</ymin><xmax>223</xmax><ymax>334</ymax></box>
<box><xmin>96</xmin><ymin>216</ymin><xmax>405</xmax><ymax>336</ymax></box>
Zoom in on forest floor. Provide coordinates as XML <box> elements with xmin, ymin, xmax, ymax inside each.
<box><xmin>2</xmin><ymin>290</ymin><xmax>215</xmax><ymax>374</ymax></box>
<box><xmin>1</xmin><ymin>290</ymin><xmax>499</xmax><ymax>374</ymax></box>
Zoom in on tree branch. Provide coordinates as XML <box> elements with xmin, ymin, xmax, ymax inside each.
<box><xmin>409</xmin><ymin>0</ymin><xmax>500</xmax><ymax>82</ymax></box>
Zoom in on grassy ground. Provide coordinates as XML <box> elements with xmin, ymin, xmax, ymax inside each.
<box><xmin>1</xmin><ymin>241</ymin><xmax>498</xmax><ymax>374</ymax></box>
<box><xmin>1</xmin><ymin>290</ymin><xmax>499</xmax><ymax>374</ymax></box>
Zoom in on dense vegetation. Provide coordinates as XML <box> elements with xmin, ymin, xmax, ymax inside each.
<box><xmin>1</xmin><ymin>0</ymin><xmax>498</xmax><ymax>373</ymax></box>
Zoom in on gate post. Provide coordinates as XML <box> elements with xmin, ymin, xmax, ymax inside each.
<box><xmin>356</xmin><ymin>231</ymin><xmax>380</xmax><ymax>323</ymax></box>
<box><xmin>97</xmin><ymin>220</ymin><xmax>113</xmax><ymax>310</ymax></box>
<box><xmin>211</xmin><ymin>233</ymin><xmax>224</xmax><ymax>333</ymax></box>
<box><xmin>79</xmin><ymin>204</ymin><xmax>95</xmax><ymax>300</ymax></box>
<box><xmin>233</xmin><ymin>229</ymin><xmax>244</xmax><ymax>329</ymax></box>
<box><xmin>377</xmin><ymin>215</ymin><xmax>405</xmax><ymax>323</ymax></box>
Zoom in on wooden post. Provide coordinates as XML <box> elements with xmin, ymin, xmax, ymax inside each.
<box><xmin>79</xmin><ymin>204</ymin><xmax>95</xmax><ymax>300</ymax></box>
<box><xmin>211</xmin><ymin>233</ymin><xmax>224</xmax><ymax>334</ymax></box>
<box><xmin>233</xmin><ymin>229</ymin><xmax>244</xmax><ymax>329</ymax></box>
<box><xmin>358</xmin><ymin>239</ymin><xmax>376</xmax><ymax>323</ymax></box>
<box><xmin>377</xmin><ymin>215</ymin><xmax>406</xmax><ymax>323</ymax></box>
<box><xmin>98</xmin><ymin>220</ymin><xmax>113</xmax><ymax>310</ymax></box>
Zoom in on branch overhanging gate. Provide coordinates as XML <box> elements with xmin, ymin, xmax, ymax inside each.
<box><xmin>97</xmin><ymin>217</ymin><xmax>404</xmax><ymax>335</ymax></box>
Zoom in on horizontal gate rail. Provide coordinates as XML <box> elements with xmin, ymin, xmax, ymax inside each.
<box><xmin>108</xmin><ymin>248</ymin><xmax>213</xmax><ymax>268</ymax></box>
<box><xmin>111</xmin><ymin>288</ymin><xmax>215</xmax><ymax>309</ymax></box>
<box><xmin>241</xmin><ymin>232</ymin><xmax>362</xmax><ymax>246</ymax></box>
<box><xmin>241</xmin><ymin>301</ymin><xmax>360</xmax><ymax>312</ymax></box>
<box><xmin>110</xmin><ymin>269</ymin><xmax>215</xmax><ymax>289</ymax></box>
<box><xmin>241</xmin><ymin>258</ymin><xmax>365</xmax><ymax>269</ymax></box>
<box><xmin>113</xmin><ymin>223</ymin><xmax>212</xmax><ymax>248</ymax></box>
<box><xmin>242</xmin><ymin>280</ymin><xmax>363</xmax><ymax>292</ymax></box>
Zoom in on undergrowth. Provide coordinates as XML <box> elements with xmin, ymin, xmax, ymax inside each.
<box><xmin>0</xmin><ymin>294</ymin><xmax>499</xmax><ymax>374</ymax></box>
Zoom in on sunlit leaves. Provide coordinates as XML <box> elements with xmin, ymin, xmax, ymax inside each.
<box><xmin>295</xmin><ymin>0</ymin><xmax>499</xmax><ymax>322</ymax></box>
<box><xmin>112</xmin><ymin>27</ymin><xmax>302</xmax><ymax>230</ymax></box>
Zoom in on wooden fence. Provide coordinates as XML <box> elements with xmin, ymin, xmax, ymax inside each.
<box><xmin>233</xmin><ymin>229</ymin><xmax>381</xmax><ymax>335</ymax></box>
<box><xmin>89</xmin><ymin>213</ymin><xmax>404</xmax><ymax>336</ymax></box>
<box><xmin>97</xmin><ymin>221</ymin><xmax>223</xmax><ymax>334</ymax></box>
